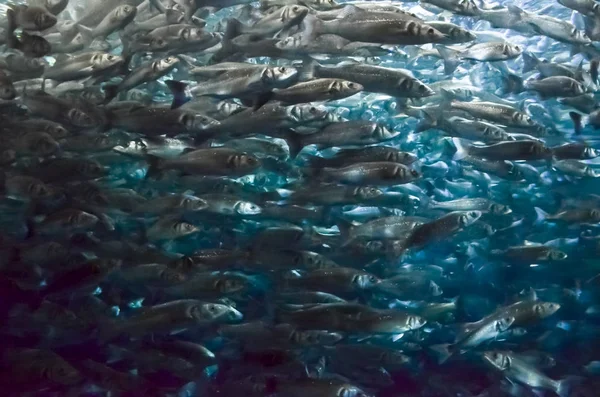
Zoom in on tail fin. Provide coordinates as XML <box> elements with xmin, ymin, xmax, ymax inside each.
<box><xmin>415</xmin><ymin>108</ymin><xmax>439</xmax><ymax>133</ymax></box>
<box><xmin>556</xmin><ymin>376</ymin><xmax>584</xmax><ymax>397</ymax></box>
<box><xmin>165</xmin><ymin>80</ymin><xmax>191</xmax><ymax>110</ymax></box>
<box><xmin>584</xmin><ymin>15</ymin><xmax>600</xmax><ymax>41</ymax></box>
<box><xmin>335</xmin><ymin>217</ymin><xmax>355</xmax><ymax>246</ymax></box>
<box><xmin>591</xmin><ymin>58</ymin><xmax>599</xmax><ymax>84</ymax></box>
<box><xmin>148</xmin><ymin>0</ymin><xmax>166</xmax><ymax>13</ymax></box>
<box><xmin>102</xmin><ymin>84</ymin><xmax>119</xmax><ymax>104</ymax></box>
<box><xmin>300</xmin><ymin>15</ymin><xmax>323</xmax><ymax>44</ymax></box>
<box><xmin>6</xmin><ymin>7</ymin><xmax>17</xmax><ymax>49</ymax></box>
<box><xmin>521</xmin><ymin>52</ymin><xmax>539</xmax><ymax>73</ymax></box>
<box><xmin>280</xmin><ymin>130</ymin><xmax>304</xmax><ymax>159</ymax></box>
<box><xmin>569</xmin><ymin>111</ymin><xmax>583</xmax><ymax>135</ymax></box>
<box><xmin>225</xmin><ymin>18</ymin><xmax>245</xmax><ymax>39</ymax></box>
<box><xmin>450</xmin><ymin>137</ymin><xmax>470</xmax><ymax>161</ymax></box>
<box><xmin>299</xmin><ymin>56</ymin><xmax>318</xmax><ymax>81</ymax></box>
<box><xmin>303</xmin><ymin>154</ymin><xmax>327</xmax><ymax>169</ymax></box>
<box><xmin>436</xmin><ymin>45</ymin><xmax>461</xmax><ymax>74</ymax></box>
<box><xmin>252</xmin><ymin>91</ymin><xmax>274</xmax><ymax>111</ymax></box>
<box><xmin>76</xmin><ymin>24</ymin><xmax>94</xmax><ymax>45</ymax></box>
<box><xmin>145</xmin><ymin>154</ymin><xmax>166</xmax><ymax>179</ymax></box>
<box><xmin>501</xmin><ymin>73</ymin><xmax>524</xmax><ymax>95</ymax></box>
<box><xmin>533</xmin><ymin>207</ymin><xmax>548</xmax><ymax>225</ymax></box>
<box><xmin>506</xmin><ymin>5</ymin><xmax>525</xmax><ymax>25</ymax></box>
<box><xmin>430</xmin><ymin>344</ymin><xmax>454</xmax><ymax>364</ymax></box>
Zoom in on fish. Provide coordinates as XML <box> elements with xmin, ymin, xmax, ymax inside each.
<box><xmin>0</xmin><ymin>0</ymin><xmax>596</xmax><ymax>396</ymax></box>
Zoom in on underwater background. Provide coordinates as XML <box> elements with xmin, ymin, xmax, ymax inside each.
<box><xmin>0</xmin><ymin>0</ymin><xmax>599</xmax><ymax>395</ymax></box>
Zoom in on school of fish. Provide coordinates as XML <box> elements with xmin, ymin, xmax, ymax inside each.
<box><xmin>1</xmin><ymin>0</ymin><xmax>600</xmax><ymax>395</ymax></box>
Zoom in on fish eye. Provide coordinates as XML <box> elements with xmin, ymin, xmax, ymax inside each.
<box><xmin>410</xmin><ymin>169</ymin><xmax>419</xmax><ymax>177</ymax></box>
<box><xmin>428</xmin><ymin>28</ymin><xmax>435</xmax><ymax>36</ymax></box>
<box><xmin>309</xmin><ymin>107</ymin><xmax>317</xmax><ymax>114</ymax></box>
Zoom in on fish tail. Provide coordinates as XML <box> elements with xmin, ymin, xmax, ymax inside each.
<box><xmin>557</xmin><ymin>376</ymin><xmax>584</xmax><ymax>397</ymax></box>
<box><xmin>501</xmin><ymin>73</ymin><xmax>524</xmax><ymax>95</ymax></box>
<box><xmin>145</xmin><ymin>154</ymin><xmax>166</xmax><ymax>179</ymax></box>
<box><xmin>521</xmin><ymin>52</ymin><xmax>539</xmax><ymax>74</ymax></box>
<box><xmin>148</xmin><ymin>0</ymin><xmax>166</xmax><ymax>13</ymax></box>
<box><xmin>299</xmin><ymin>56</ymin><xmax>317</xmax><ymax>81</ymax></box>
<box><xmin>430</xmin><ymin>343</ymin><xmax>454</xmax><ymax>364</ymax></box>
<box><xmin>225</xmin><ymin>17</ymin><xmax>244</xmax><ymax>39</ymax></box>
<box><xmin>252</xmin><ymin>91</ymin><xmax>274</xmax><ymax>111</ymax></box>
<box><xmin>303</xmin><ymin>153</ymin><xmax>326</xmax><ymax>169</ymax></box>
<box><xmin>165</xmin><ymin>80</ymin><xmax>191</xmax><ymax>110</ymax></box>
<box><xmin>301</xmin><ymin>14</ymin><xmax>323</xmax><ymax>44</ymax></box>
<box><xmin>415</xmin><ymin>107</ymin><xmax>438</xmax><ymax>133</ymax></box>
<box><xmin>506</xmin><ymin>5</ymin><xmax>525</xmax><ymax>24</ymax></box>
<box><xmin>76</xmin><ymin>24</ymin><xmax>94</xmax><ymax>45</ymax></box>
<box><xmin>435</xmin><ymin>45</ymin><xmax>460</xmax><ymax>75</ymax></box>
<box><xmin>281</xmin><ymin>130</ymin><xmax>304</xmax><ymax>159</ymax></box>
<box><xmin>533</xmin><ymin>206</ymin><xmax>549</xmax><ymax>225</ymax></box>
<box><xmin>450</xmin><ymin>137</ymin><xmax>470</xmax><ymax>161</ymax></box>
<box><xmin>569</xmin><ymin>111</ymin><xmax>583</xmax><ymax>135</ymax></box>
<box><xmin>335</xmin><ymin>217</ymin><xmax>355</xmax><ymax>246</ymax></box>
<box><xmin>591</xmin><ymin>58</ymin><xmax>599</xmax><ymax>84</ymax></box>
<box><xmin>6</xmin><ymin>7</ymin><xmax>17</xmax><ymax>49</ymax></box>
<box><xmin>102</xmin><ymin>84</ymin><xmax>119</xmax><ymax>104</ymax></box>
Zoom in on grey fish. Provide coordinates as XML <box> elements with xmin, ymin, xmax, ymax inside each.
<box><xmin>302</xmin><ymin>8</ymin><xmax>447</xmax><ymax>45</ymax></box>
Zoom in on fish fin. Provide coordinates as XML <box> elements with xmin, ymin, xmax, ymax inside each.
<box><xmin>591</xmin><ymin>58</ymin><xmax>599</xmax><ymax>84</ymax></box>
<box><xmin>570</xmin><ymin>44</ymin><xmax>583</xmax><ymax>58</ymax></box>
<box><xmin>569</xmin><ymin>112</ymin><xmax>583</xmax><ymax>135</ymax></box>
<box><xmin>533</xmin><ymin>207</ymin><xmax>549</xmax><ymax>225</ymax></box>
<box><xmin>336</xmin><ymin>4</ymin><xmax>363</xmax><ymax>18</ymax></box>
<box><xmin>226</xmin><ymin>18</ymin><xmax>244</xmax><ymax>39</ymax></box>
<box><xmin>335</xmin><ymin>217</ymin><xmax>355</xmax><ymax>246</ymax></box>
<box><xmin>430</xmin><ymin>344</ymin><xmax>454</xmax><ymax>364</ymax></box>
<box><xmin>450</xmin><ymin>137</ymin><xmax>470</xmax><ymax>161</ymax></box>
<box><xmin>177</xmin><ymin>54</ymin><xmax>198</xmax><ymax>68</ymax></box>
<box><xmin>521</xmin><ymin>52</ymin><xmax>538</xmax><ymax>74</ymax></box>
<box><xmin>148</xmin><ymin>0</ymin><xmax>166</xmax><ymax>13</ymax></box>
<box><xmin>520</xmin><ymin>286</ymin><xmax>538</xmax><ymax>301</ymax></box>
<box><xmin>102</xmin><ymin>84</ymin><xmax>119</xmax><ymax>104</ymax></box>
<box><xmin>76</xmin><ymin>24</ymin><xmax>94</xmax><ymax>45</ymax></box>
<box><xmin>165</xmin><ymin>80</ymin><xmax>191</xmax><ymax>110</ymax></box>
<box><xmin>302</xmin><ymin>153</ymin><xmax>326</xmax><ymax>168</ymax></box>
<box><xmin>455</xmin><ymin>321</ymin><xmax>482</xmax><ymax>340</ymax></box>
<box><xmin>252</xmin><ymin>91</ymin><xmax>273</xmax><ymax>111</ymax></box>
<box><xmin>6</xmin><ymin>7</ymin><xmax>18</xmax><ymax>49</ymax></box>
<box><xmin>557</xmin><ymin>376</ymin><xmax>584</xmax><ymax>397</ymax></box>
<box><xmin>145</xmin><ymin>154</ymin><xmax>166</xmax><ymax>179</ymax></box>
<box><xmin>506</xmin><ymin>5</ymin><xmax>524</xmax><ymax>24</ymax></box>
<box><xmin>53</xmin><ymin>53</ymin><xmax>71</xmax><ymax>63</ymax></box>
<box><xmin>301</xmin><ymin>14</ymin><xmax>323</xmax><ymax>43</ymax></box>
<box><xmin>501</xmin><ymin>73</ymin><xmax>523</xmax><ymax>95</ymax></box>
<box><xmin>415</xmin><ymin>117</ymin><xmax>435</xmax><ymax>133</ymax></box>
<box><xmin>280</xmin><ymin>130</ymin><xmax>303</xmax><ymax>159</ymax></box>
<box><xmin>299</xmin><ymin>56</ymin><xmax>317</xmax><ymax>81</ymax></box>
<box><xmin>435</xmin><ymin>45</ymin><xmax>461</xmax><ymax>74</ymax></box>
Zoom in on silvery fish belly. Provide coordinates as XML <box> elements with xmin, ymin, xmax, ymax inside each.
<box><xmin>0</xmin><ymin>0</ymin><xmax>597</xmax><ymax>395</ymax></box>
